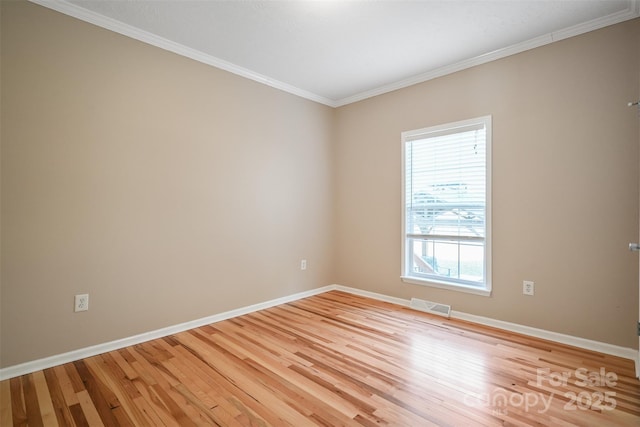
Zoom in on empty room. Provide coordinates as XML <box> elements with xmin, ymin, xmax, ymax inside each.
<box><xmin>1</xmin><ymin>0</ymin><xmax>640</xmax><ymax>425</ymax></box>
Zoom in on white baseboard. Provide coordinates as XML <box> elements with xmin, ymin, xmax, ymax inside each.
<box><xmin>331</xmin><ymin>284</ymin><xmax>411</xmax><ymax>308</ymax></box>
<box><xmin>331</xmin><ymin>284</ymin><xmax>639</xmax><ymax>376</ymax></box>
<box><xmin>0</xmin><ymin>285</ymin><xmax>334</xmax><ymax>381</ymax></box>
<box><xmin>2</xmin><ymin>283</ymin><xmax>638</xmax><ymax>380</ymax></box>
<box><xmin>449</xmin><ymin>310</ymin><xmax>638</xmax><ymax>362</ymax></box>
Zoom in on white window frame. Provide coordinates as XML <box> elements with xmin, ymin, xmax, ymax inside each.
<box><xmin>401</xmin><ymin>116</ymin><xmax>492</xmax><ymax>296</ymax></box>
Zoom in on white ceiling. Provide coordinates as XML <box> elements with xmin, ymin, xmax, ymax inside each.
<box><xmin>32</xmin><ymin>0</ymin><xmax>640</xmax><ymax>107</ymax></box>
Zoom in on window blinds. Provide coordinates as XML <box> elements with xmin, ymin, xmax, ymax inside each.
<box><xmin>405</xmin><ymin>123</ymin><xmax>486</xmax><ymax>241</ymax></box>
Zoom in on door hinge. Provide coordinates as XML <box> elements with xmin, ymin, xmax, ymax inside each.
<box><xmin>637</xmin><ymin>321</ymin><xmax>640</xmax><ymax>337</ymax></box>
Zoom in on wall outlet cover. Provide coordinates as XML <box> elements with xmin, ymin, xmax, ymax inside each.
<box><xmin>75</xmin><ymin>294</ymin><xmax>89</xmax><ymax>312</ymax></box>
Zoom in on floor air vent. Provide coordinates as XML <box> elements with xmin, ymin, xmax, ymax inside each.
<box><xmin>410</xmin><ymin>298</ymin><xmax>451</xmax><ymax>318</ymax></box>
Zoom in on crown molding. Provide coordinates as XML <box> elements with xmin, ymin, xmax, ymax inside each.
<box><xmin>28</xmin><ymin>0</ymin><xmax>338</xmax><ymax>107</ymax></box>
<box><xmin>28</xmin><ymin>0</ymin><xmax>639</xmax><ymax>109</ymax></box>
<box><xmin>334</xmin><ymin>0</ymin><xmax>640</xmax><ymax>107</ymax></box>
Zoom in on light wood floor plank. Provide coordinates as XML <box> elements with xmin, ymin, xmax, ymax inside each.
<box><xmin>31</xmin><ymin>371</ymin><xmax>57</xmax><ymax>427</ymax></box>
<box><xmin>1</xmin><ymin>290</ymin><xmax>638</xmax><ymax>426</ymax></box>
<box><xmin>0</xmin><ymin>379</ymin><xmax>13</xmax><ymax>426</ymax></box>
<box><xmin>9</xmin><ymin>377</ymin><xmax>26</xmax><ymax>426</ymax></box>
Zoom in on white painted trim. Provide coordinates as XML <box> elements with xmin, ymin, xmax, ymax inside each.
<box><xmin>0</xmin><ymin>285</ymin><xmax>334</xmax><ymax>381</ymax></box>
<box><xmin>334</xmin><ymin>33</ymin><xmax>551</xmax><ymax>107</ymax></box>
<box><xmin>334</xmin><ymin>1</ymin><xmax>640</xmax><ymax>107</ymax></box>
<box><xmin>331</xmin><ymin>284</ymin><xmax>410</xmax><ymax>308</ymax></box>
<box><xmin>400</xmin><ymin>115</ymin><xmax>492</xmax><ymax>297</ymax></box>
<box><xmin>331</xmin><ymin>285</ymin><xmax>640</xmax><ymax>368</ymax></box>
<box><xmin>450</xmin><ymin>310</ymin><xmax>639</xmax><ymax>362</ymax></box>
<box><xmin>2</xmin><ymin>284</ymin><xmax>638</xmax><ymax>380</ymax></box>
<box><xmin>27</xmin><ymin>0</ymin><xmax>337</xmax><ymax>107</ymax></box>
<box><xmin>28</xmin><ymin>0</ymin><xmax>640</xmax><ymax>108</ymax></box>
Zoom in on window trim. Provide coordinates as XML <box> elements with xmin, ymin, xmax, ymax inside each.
<box><xmin>400</xmin><ymin>116</ymin><xmax>492</xmax><ymax>296</ymax></box>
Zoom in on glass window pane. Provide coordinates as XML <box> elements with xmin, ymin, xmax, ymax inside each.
<box><xmin>459</xmin><ymin>241</ymin><xmax>484</xmax><ymax>282</ymax></box>
<box><xmin>409</xmin><ymin>238</ymin><xmax>484</xmax><ymax>285</ymax></box>
<box><xmin>402</xmin><ymin>116</ymin><xmax>490</xmax><ymax>291</ymax></box>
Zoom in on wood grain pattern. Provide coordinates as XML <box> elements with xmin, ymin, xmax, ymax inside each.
<box><xmin>1</xmin><ymin>290</ymin><xmax>638</xmax><ymax>426</ymax></box>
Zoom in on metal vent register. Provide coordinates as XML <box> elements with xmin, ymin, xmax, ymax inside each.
<box><xmin>410</xmin><ymin>298</ymin><xmax>451</xmax><ymax>318</ymax></box>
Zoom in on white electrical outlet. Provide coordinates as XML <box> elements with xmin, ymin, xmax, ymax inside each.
<box><xmin>75</xmin><ymin>294</ymin><xmax>89</xmax><ymax>312</ymax></box>
<box><xmin>300</xmin><ymin>259</ymin><xmax>307</xmax><ymax>270</ymax></box>
<box><xmin>523</xmin><ymin>281</ymin><xmax>534</xmax><ymax>296</ymax></box>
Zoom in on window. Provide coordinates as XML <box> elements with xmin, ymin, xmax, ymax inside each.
<box><xmin>401</xmin><ymin>116</ymin><xmax>491</xmax><ymax>295</ymax></box>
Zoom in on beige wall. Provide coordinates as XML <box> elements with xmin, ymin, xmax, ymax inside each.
<box><xmin>334</xmin><ymin>19</ymin><xmax>640</xmax><ymax>349</ymax></box>
<box><xmin>0</xmin><ymin>1</ymin><xmax>335</xmax><ymax>367</ymax></box>
<box><xmin>1</xmin><ymin>2</ymin><xmax>639</xmax><ymax>369</ymax></box>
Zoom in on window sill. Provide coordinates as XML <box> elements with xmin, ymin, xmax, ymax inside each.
<box><xmin>401</xmin><ymin>276</ymin><xmax>492</xmax><ymax>297</ymax></box>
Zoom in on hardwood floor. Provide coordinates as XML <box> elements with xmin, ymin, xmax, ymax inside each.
<box><xmin>2</xmin><ymin>290</ymin><xmax>639</xmax><ymax>426</ymax></box>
